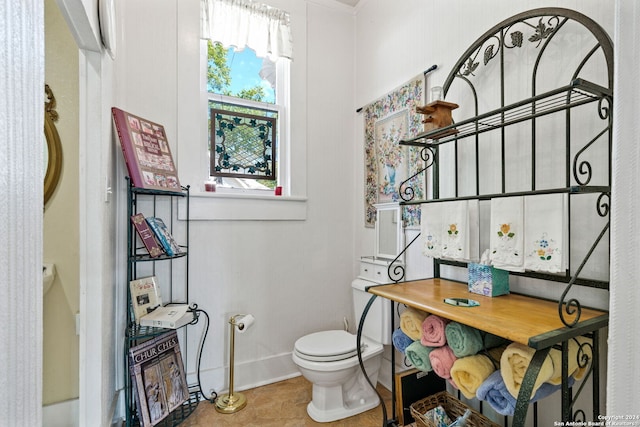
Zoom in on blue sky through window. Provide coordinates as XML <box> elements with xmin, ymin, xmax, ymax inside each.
<box><xmin>227</xmin><ymin>47</ymin><xmax>275</xmax><ymax>103</ymax></box>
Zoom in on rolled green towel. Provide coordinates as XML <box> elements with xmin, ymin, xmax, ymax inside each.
<box><xmin>445</xmin><ymin>322</ymin><xmax>483</xmax><ymax>358</ymax></box>
<box><xmin>482</xmin><ymin>331</ymin><xmax>508</xmax><ymax>349</ymax></box>
<box><xmin>405</xmin><ymin>341</ymin><xmax>434</xmax><ymax>372</ymax></box>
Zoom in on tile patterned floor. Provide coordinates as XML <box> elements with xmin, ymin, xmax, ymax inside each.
<box><xmin>182</xmin><ymin>375</ymin><xmax>402</xmax><ymax>427</ymax></box>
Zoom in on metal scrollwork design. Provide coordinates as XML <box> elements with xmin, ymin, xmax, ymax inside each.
<box><xmin>387</xmin><ymin>262</ymin><xmax>405</xmax><ymax>283</ymax></box>
<box><xmin>483</xmin><ymin>35</ymin><xmax>501</xmax><ymax>66</ymax></box>
<box><xmin>574</xmin><ymin>158</ymin><xmax>593</xmax><ymax>186</ymax></box>
<box><xmin>559</xmin><ymin>296</ymin><xmax>582</xmax><ymax>328</ymax></box>
<box><xmin>576</xmin><ymin>338</ymin><xmax>594</xmax><ymax>372</ymax></box>
<box><xmin>526</xmin><ymin>15</ymin><xmax>560</xmax><ymax>47</ymax></box>
<box><xmin>572</xmin><ymin>98</ymin><xmax>612</xmax><ymax>186</ymax></box>
<box><xmin>596</xmin><ymin>192</ymin><xmax>610</xmax><ymax>217</ymax></box>
<box><xmin>459</xmin><ymin>14</ymin><xmax>560</xmax><ymax>78</ymax></box>
<box><xmin>504</xmin><ymin>29</ymin><xmax>524</xmax><ymax>49</ymax></box>
<box><xmin>460</xmin><ymin>45</ymin><xmax>482</xmax><ymax>77</ymax></box>
<box><xmin>399</xmin><ymin>146</ymin><xmax>435</xmax><ymax>202</ymax></box>
<box><xmin>558</xmin><ymin>221</ymin><xmax>609</xmax><ymax>327</ymax></box>
<box><xmin>387</xmin><ymin>232</ymin><xmax>422</xmax><ymax>283</ymax></box>
<box><xmin>573</xmin><ymin>410</ymin><xmax>587</xmax><ymax>423</ymax></box>
<box><xmin>399</xmin><ymin>179</ymin><xmax>416</xmax><ymax>202</ymax></box>
<box><xmin>420</xmin><ymin>146</ymin><xmax>436</xmax><ymax>168</ymax></box>
<box><xmin>563</xmin><ymin>337</ymin><xmax>594</xmax><ymax>420</ymax></box>
<box><xmin>598</xmin><ymin>95</ymin><xmax>611</xmax><ymax>120</ymax></box>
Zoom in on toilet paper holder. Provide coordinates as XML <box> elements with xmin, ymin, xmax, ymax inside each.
<box><xmin>214</xmin><ymin>313</ymin><xmax>255</xmax><ymax>414</ymax></box>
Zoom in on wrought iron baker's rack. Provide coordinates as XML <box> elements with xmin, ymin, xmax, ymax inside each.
<box><xmin>365</xmin><ymin>8</ymin><xmax>612</xmax><ymax>427</ymax></box>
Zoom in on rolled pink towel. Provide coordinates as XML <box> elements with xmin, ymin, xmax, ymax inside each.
<box><xmin>429</xmin><ymin>345</ymin><xmax>457</xmax><ymax>379</ymax></box>
<box><xmin>421</xmin><ymin>315</ymin><xmax>450</xmax><ymax>347</ymax></box>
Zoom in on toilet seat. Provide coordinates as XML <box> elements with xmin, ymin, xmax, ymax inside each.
<box><xmin>294</xmin><ymin>330</ymin><xmax>364</xmax><ymax>362</ymax></box>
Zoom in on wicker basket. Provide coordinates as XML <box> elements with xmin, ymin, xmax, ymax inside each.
<box><xmin>410</xmin><ymin>391</ymin><xmax>500</xmax><ymax>427</ymax></box>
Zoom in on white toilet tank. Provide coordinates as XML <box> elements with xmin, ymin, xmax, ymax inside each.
<box><xmin>352</xmin><ymin>279</ymin><xmax>392</xmax><ymax>345</ymax></box>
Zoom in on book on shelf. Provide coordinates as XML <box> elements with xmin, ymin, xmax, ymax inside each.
<box><xmin>112</xmin><ymin>107</ymin><xmax>182</xmax><ymax>192</ymax></box>
<box><xmin>130</xmin><ymin>276</ymin><xmax>163</xmax><ymax>324</ymax></box>
<box><xmin>130</xmin><ymin>213</ymin><xmax>165</xmax><ymax>258</ymax></box>
<box><xmin>140</xmin><ymin>304</ymin><xmax>193</xmax><ymax>329</ymax></box>
<box><xmin>146</xmin><ymin>217</ymin><xmax>183</xmax><ymax>257</ymax></box>
<box><xmin>129</xmin><ymin>330</ymin><xmax>189</xmax><ymax>427</ymax></box>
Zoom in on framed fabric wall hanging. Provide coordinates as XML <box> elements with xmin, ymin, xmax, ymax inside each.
<box><xmin>363</xmin><ymin>76</ymin><xmax>425</xmax><ymax>228</ymax></box>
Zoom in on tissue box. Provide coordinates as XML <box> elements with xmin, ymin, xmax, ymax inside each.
<box><xmin>468</xmin><ymin>263</ymin><xmax>509</xmax><ymax>297</ymax></box>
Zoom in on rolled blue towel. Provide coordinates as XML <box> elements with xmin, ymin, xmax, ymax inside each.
<box><xmin>392</xmin><ymin>328</ymin><xmax>413</xmax><ymax>354</ymax></box>
<box><xmin>445</xmin><ymin>322</ymin><xmax>483</xmax><ymax>358</ymax></box>
<box><xmin>476</xmin><ymin>370</ymin><xmax>575</xmax><ymax>416</ymax></box>
<box><xmin>476</xmin><ymin>370</ymin><xmax>515</xmax><ymax>415</ymax></box>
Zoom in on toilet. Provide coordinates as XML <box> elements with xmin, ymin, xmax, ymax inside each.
<box><xmin>292</xmin><ymin>279</ymin><xmax>391</xmax><ymax>422</ymax></box>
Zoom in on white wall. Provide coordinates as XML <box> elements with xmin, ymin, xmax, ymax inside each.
<box><xmin>113</xmin><ymin>0</ymin><xmax>358</xmax><ymax>396</ymax></box>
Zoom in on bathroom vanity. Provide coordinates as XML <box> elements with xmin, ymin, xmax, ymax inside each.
<box><xmin>359</xmin><ymin>257</ymin><xmax>402</xmax><ymax>284</ymax></box>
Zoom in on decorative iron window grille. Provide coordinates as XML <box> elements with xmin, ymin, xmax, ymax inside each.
<box><xmin>210</xmin><ymin>106</ymin><xmax>277</xmax><ymax>180</ymax></box>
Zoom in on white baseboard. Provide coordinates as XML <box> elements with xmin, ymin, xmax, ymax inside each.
<box><xmin>188</xmin><ymin>351</ymin><xmax>301</xmax><ymax>397</ymax></box>
<box><xmin>191</xmin><ymin>348</ymin><xmax>399</xmax><ymax>400</ymax></box>
<box><xmin>43</xmin><ymin>399</ymin><xmax>79</xmax><ymax>427</ymax></box>
<box><xmin>378</xmin><ymin>356</ymin><xmax>393</xmax><ymax>391</ymax></box>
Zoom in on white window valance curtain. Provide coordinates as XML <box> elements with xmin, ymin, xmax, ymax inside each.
<box><xmin>200</xmin><ymin>0</ymin><xmax>293</xmax><ymax>60</ymax></box>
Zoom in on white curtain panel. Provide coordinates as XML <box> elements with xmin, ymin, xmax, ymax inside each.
<box><xmin>608</xmin><ymin>0</ymin><xmax>640</xmax><ymax>414</ymax></box>
<box><xmin>200</xmin><ymin>0</ymin><xmax>293</xmax><ymax>60</ymax></box>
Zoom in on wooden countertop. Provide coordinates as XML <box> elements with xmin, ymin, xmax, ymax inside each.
<box><xmin>368</xmin><ymin>278</ymin><xmax>608</xmax><ymax>349</ymax></box>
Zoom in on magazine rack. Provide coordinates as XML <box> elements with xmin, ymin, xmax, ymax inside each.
<box><xmin>358</xmin><ymin>8</ymin><xmax>612</xmax><ymax>427</ymax></box>
<box><xmin>124</xmin><ymin>178</ymin><xmax>207</xmax><ymax>427</ymax></box>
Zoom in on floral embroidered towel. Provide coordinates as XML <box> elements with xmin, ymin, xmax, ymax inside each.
<box><xmin>441</xmin><ymin>200</ymin><xmax>479</xmax><ymax>261</ymax></box>
<box><xmin>490</xmin><ymin>197</ymin><xmax>525</xmax><ymax>272</ymax></box>
<box><xmin>468</xmin><ymin>199</ymin><xmax>480</xmax><ymax>261</ymax></box>
<box><xmin>523</xmin><ymin>194</ymin><xmax>567</xmax><ymax>273</ymax></box>
<box><xmin>421</xmin><ymin>202</ymin><xmax>443</xmax><ymax>258</ymax></box>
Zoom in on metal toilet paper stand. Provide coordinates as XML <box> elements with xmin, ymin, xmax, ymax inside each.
<box><xmin>214</xmin><ymin>314</ymin><xmax>254</xmax><ymax>414</ymax></box>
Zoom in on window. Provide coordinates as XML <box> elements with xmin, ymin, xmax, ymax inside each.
<box><xmin>200</xmin><ymin>0</ymin><xmax>293</xmax><ymax>194</ymax></box>
<box><xmin>207</xmin><ymin>42</ymin><xmax>288</xmax><ymax>192</ymax></box>
<box><xmin>190</xmin><ymin>0</ymin><xmax>305</xmax><ymax>221</ymax></box>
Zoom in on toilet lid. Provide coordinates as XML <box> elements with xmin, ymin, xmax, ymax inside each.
<box><xmin>294</xmin><ymin>330</ymin><xmax>363</xmax><ymax>362</ymax></box>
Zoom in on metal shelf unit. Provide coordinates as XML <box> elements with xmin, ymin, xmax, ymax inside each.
<box><xmin>124</xmin><ymin>179</ymin><xmax>205</xmax><ymax>427</ymax></box>
<box><xmin>358</xmin><ymin>8</ymin><xmax>613</xmax><ymax>427</ymax></box>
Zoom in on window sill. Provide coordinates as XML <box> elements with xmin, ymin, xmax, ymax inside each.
<box><xmin>178</xmin><ymin>191</ymin><xmax>307</xmax><ymax>221</ymax></box>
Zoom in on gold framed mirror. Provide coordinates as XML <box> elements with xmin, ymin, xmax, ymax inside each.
<box><xmin>44</xmin><ymin>84</ymin><xmax>62</xmax><ymax>206</ymax></box>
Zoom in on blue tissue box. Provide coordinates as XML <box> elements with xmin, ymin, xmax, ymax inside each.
<box><xmin>468</xmin><ymin>263</ymin><xmax>509</xmax><ymax>297</ymax></box>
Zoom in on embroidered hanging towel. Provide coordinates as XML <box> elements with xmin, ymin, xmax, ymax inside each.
<box><xmin>469</xmin><ymin>199</ymin><xmax>480</xmax><ymax>261</ymax></box>
<box><xmin>490</xmin><ymin>197</ymin><xmax>525</xmax><ymax>272</ymax></box>
<box><xmin>421</xmin><ymin>202</ymin><xmax>443</xmax><ymax>258</ymax></box>
<box><xmin>523</xmin><ymin>194</ymin><xmax>567</xmax><ymax>273</ymax></box>
<box><xmin>441</xmin><ymin>200</ymin><xmax>479</xmax><ymax>261</ymax></box>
